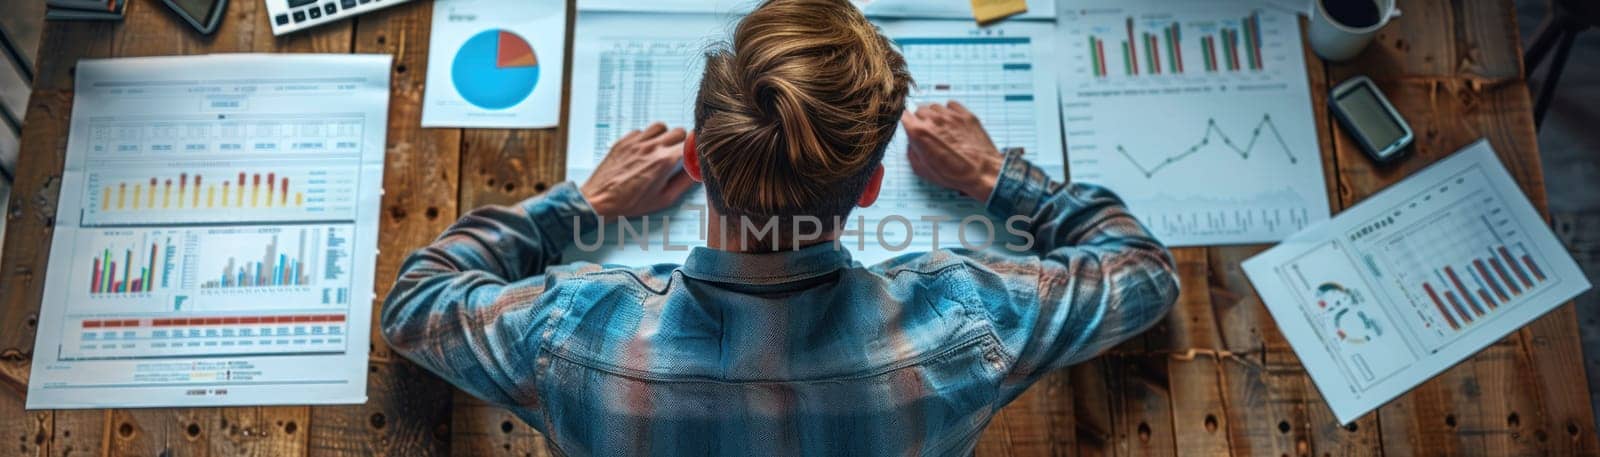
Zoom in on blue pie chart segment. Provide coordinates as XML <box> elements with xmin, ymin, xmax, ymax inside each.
<box><xmin>451</xmin><ymin>29</ymin><xmax>541</xmax><ymax>110</ymax></box>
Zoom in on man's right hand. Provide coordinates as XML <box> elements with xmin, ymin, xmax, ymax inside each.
<box><xmin>902</xmin><ymin>101</ymin><xmax>1005</xmax><ymax>202</ymax></box>
<box><xmin>580</xmin><ymin>123</ymin><xmax>695</xmax><ymax>218</ymax></box>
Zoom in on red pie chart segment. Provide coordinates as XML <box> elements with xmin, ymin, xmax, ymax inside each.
<box><xmin>496</xmin><ymin>31</ymin><xmax>539</xmax><ymax>68</ymax></box>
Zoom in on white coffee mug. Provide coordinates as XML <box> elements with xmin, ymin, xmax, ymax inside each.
<box><xmin>1308</xmin><ymin>0</ymin><xmax>1402</xmax><ymax>61</ymax></box>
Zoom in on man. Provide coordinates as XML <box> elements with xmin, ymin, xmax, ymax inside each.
<box><xmin>381</xmin><ymin>0</ymin><xmax>1179</xmax><ymax>454</ymax></box>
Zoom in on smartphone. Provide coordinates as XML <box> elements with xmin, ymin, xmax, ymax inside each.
<box><xmin>161</xmin><ymin>0</ymin><xmax>228</xmax><ymax>34</ymax></box>
<box><xmin>1330</xmin><ymin>75</ymin><xmax>1413</xmax><ymax>164</ymax></box>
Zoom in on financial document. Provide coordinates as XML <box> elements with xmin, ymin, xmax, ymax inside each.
<box><xmin>1057</xmin><ymin>0</ymin><xmax>1330</xmax><ymax>246</ymax></box>
<box><xmin>577</xmin><ymin>0</ymin><xmax>1057</xmax><ymax>20</ymax></box>
<box><xmin>28</xmin><ymin>55</ymin><xmax>389</xmax><ymax>409</ymax></box>
<box><xmin>1242</xmin><ymin>140</ymin><xmax>1591</xmax><ymax>424</ymax></box>
<box><xmin>422</xmin><ymin>0</ymin><xmax>566</xmax><ymax>127</ymax></box>
<box><xmin>566</xmin><ymin>12</ymin><xmax>1063</xmax><ymax>265</ymax></box>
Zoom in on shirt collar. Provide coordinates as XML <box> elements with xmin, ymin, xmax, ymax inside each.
<box><xmin>680</xmin><ymin>243</ymin><xmax>854</xmax><ymax>286</ymax></box>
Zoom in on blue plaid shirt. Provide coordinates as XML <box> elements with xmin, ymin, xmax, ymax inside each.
<box><xmin>382</xmin><ymin>152</ymin><xmax>1179</xmax><ymax>456</ymax></box>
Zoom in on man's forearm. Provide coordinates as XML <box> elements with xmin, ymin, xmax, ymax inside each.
<box><xmin>406</xmin><ymin>182</ymin><xmax>597</xmax><ymax>280</ymax></box>
<box><xmin>983</xmin><ymin>149</ymin><xmax>1166</xmax><ymax>255</ymax></box>
<box><xmin>378</xmin><ymin>182</ymin><xmax>598</xmax><ymax>405</ymax></box>
<box><xmin>381</xmin><ymin>182</ymin><xmax>598</xmax><ymax>352</ymax></box>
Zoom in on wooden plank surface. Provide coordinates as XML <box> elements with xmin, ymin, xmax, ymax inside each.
<box><xmin>307</xmin><ymin>2</ymin><xmax>457</xmax><ymax>456</ymax></box>
<box><xmin>0</xmin><ymin>0</ymin><xmax>1591</xmax><ymax>455</ymax></box>
<box><xmin>1325</xmin><ymin>2</ymin><xmax>1599</xmax><ymax>456</ymax></box>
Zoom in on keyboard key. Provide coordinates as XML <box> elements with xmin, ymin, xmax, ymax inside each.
<box><xmin>292</xmin><ymin>10</ymin><xmax>306</xmax><ymax>22</ymax></box>
<box><xmin>323</xmin><ymin>3</ymin><xmax>336</xmax><ymax>14</ymax></box>
<box><xmin>275</xmin><ymin>14</ymin><xmax>289</xmax><ymax>25</ymax></box>
<box><xmin>359</xmin><ymin>0</ymin><xmax>371</xmax><ymax>3</ymax></box>
<box><xmin>341</xmin><ymin>0</ymin><xmax>356</xmax><ymax>7</ymax></box>
<box><xmin>307</xmin><ymin>6</ymin><xmax>321</xmax><ymax>18</ymax></box>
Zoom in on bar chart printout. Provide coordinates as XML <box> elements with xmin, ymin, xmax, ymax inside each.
<box><xmin>28</xmin><ymin>55</ymin><xmax>389</xmax><ymax>409</ymax></box>
<box><xmin>1242</xmin><ymin>141</ymin><xmax>1590</xmax><ymax>424</ymax></box>
<box><xmin>1058</xmin><ymin>0</ymin><xmax>1329</xmax><ymax>246</ymax></box>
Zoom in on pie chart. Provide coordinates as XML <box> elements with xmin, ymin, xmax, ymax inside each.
<box><xmin>451</xmin><ymin>29</ymin><xmax>541</xmax><ymax>110</ymax></box>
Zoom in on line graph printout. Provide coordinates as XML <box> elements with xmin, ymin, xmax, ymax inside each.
<box><xmin>567</xmin><ymin>12</ymin><xmax>1062</xmax><ymax>265</ymax></box>
<box><xmin>1242</xmin><ymin>141</ymin><xmax>1590</xmax><ymax>424</ymax></box>
<box><xmin>1058</xmin><ymin>0</ymin><xmax>1330</xmax><ymax>246</ymax></box>
<box><xmin>28</xmin><ymin>55</ymin><xmax>389</xmax><ymax>409</ymax></box>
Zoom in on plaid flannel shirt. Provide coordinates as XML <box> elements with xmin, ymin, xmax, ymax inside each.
<box><xmin>382</xmin><ymin>151</ymin><xmax>1179</xmax><ymax>456</ymax></box>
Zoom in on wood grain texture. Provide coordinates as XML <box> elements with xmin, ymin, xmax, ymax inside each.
<box><xmin>1154</xmin><ymin>249</ymin><xmax>1233</xmax><ymax>456</ymax></box>
<box><xmin>1107</xmin><ymin>352</ymin><xmax>1177</xmax><ymax>457</ymax></box>
<box><xmin>0</xmin><ymin>385</ymin><xmax>48</xmax><ymax>457</ymax></box>
<box><xmin>451</xmin><ymin>392</ymin><xmax>553</xmax><ymax>457</ymax></box>
<box><xmin>305</xmin><ymin>2</ymin><xmax>459</xmax><ymax>456</ymax></box>
<box><xmin>1208</xmin><ymin>246</ymin><xmax>1315</xmax><ymax>457</ymax></box>
<box><xmin>0</xmin><ymin>89</ymin><xmax>68</xmax><ymax>457</ymax></box>
<box><xmin>975</xmin><ymin>371</ymin><xmax>1075</xmax><ymax>457</ymax></box>
<box><xmin>47</xmin><ymin>410</ymin><xmax>103</xmax><ymax>457</ymax></box>
<box><xmin>459</xmin><ymin>129</ymin><xmax>564</xmax><ymax>210</ymax></box>
<box><xmin>0</xmin><ymin>0</ymin><xmax>1590</xmax><ymax>455</ymax></box>
<box><xmin>1323</xmin><ymin>0</ymin><xmax>1597</xmax><ymax>455</ymax></box>
<box><xmin>1070</xmin><ymin>360</ymin><xmax>1116</xmax><ymax>457</ymax></box>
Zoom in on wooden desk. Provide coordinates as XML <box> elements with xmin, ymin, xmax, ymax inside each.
<box><xmin>0</xmin><ymin>0</ymin><xmax>1593</xmax><ymax>455</ymax></box>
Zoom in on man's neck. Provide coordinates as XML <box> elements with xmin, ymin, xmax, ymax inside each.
<box><xmin>703</xmin><ymin>204</ymin><xmax>841</xmax><ymax>253</ymax></box>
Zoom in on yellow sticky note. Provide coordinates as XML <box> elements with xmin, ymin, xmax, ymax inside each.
<box><xmin>970</xmin><ymin>0</ymin><xmax>1027</xmax><ymax>25</ymax></box>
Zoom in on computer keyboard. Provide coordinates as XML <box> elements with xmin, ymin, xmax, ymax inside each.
<box><xmin>266</xmin><ymin>0</ymin><xmax>412</xmax><ymax>35</ymax></box>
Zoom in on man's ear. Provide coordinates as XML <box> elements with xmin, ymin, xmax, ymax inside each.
<box><xmin>857</xmin><ymin>165</ymin><xmax>885</xmax><ymax>208</ymax></box>
<box><xmin>683</xmin><ymin>133</ymin><xmax>704</xmax><ymax>183</ymax></box>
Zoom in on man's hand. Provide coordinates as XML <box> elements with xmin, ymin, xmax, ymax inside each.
<box><xmin>902</xmin><ymin>102</ymin><xmax>1004</xmax><ymax>202</ymax></box>
<box><xmin>581</xmin><ymin>123</ymin><xmax>696</xmax><ymax>218</ymax></box>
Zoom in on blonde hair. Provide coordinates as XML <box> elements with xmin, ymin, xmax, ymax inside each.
<box><xmin>694</xmin><ymin>0</ymin><xmax>912</xmax><ymax>225</ymax></box>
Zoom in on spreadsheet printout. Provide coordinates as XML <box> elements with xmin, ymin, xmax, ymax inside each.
<box><xmin>1242</xmin><ymin>141</ymin><xmax>1590</xmax><ymax>424</ymax></box>
<box><xmin>576</xmin><ymin>0</ymin><xmax>1057</xmax><ymax>20</ymax></box>
<box><xmin>27</xmin><ymin>55</ymin><xmax>390</xmax><ymax>409</ymax></box>
<box><xmin>566</xmin><ymin>12</ymin><xmax>1063</xmax><ymax>265</ymax></box>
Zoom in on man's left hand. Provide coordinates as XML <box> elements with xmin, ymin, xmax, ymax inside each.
<box><xmin>581</xmin><ymin>123</ymin><xmax>696</xmax><ymax>218</ymax></box>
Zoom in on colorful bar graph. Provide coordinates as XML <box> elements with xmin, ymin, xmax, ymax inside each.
<box><xmin>1521</xmin><ymin>252</ymin><xmax>1547</xmax><ymax>281</ymax></box>
<box><xmin>1474</xmin><ymin>259</ymin><xmax>1509</xmax><ymax>302</ymax></box>
<box><xmin>1122</xmin><ymin>42</ymin><xmax>1132</xmax><ymax>76</ymax></box>
<box><xmin>1466</xmin><ymin>267</ymin><xmax>1499</xmax><ymax>310</ymax></box>
<box><xmin>1089</xmin><ymin>36</ymin><xmax>1104</xmax><ymax>78</ymax></box>
<box><xmin>1477</xmin><ymin>289</ymin><xmax>1496</xmax><ymax>311</ymax></box>
<box><xmin>1230</xmin><ymin>29</ymin><xmax>1242</xmax><ymax>71</ymax></box>
<box><xmin>1422</xmin><ymin>282</ymin><xmax>1460</xmax><ymax>330</ymax></box>
<box><xmin>1146</xmin><ymin>33</ymin><xmax>1160</xmax><ymax>74</ymax></box>
<box><xmin>1443</xmin><ymin>291</ymin><xmax>1474</xmax><ymax>324</ymax></box>
<box><xmin>1126</xmin><ymin>17</ymin><xmax>1139</xmax><ymax>76</ymax></box>
<box><xmin>88</xmin><ymin>239</ymin><xmax>168</xmax><ymax>295</ymax></box>
<box><xmin>1498</xmin><ymin>246</ymin><xmax>1534</xmax><ymax>289</ymax></box>
<box><xmin>96</xmin><ymin>171</ymin><xmax>307</xmax><ymax>213</ymax></box>
<box><xmin>1163</xmin><ymin>22</ymin><xmax>1182</xmax><ymax>74</ymax></box>
<box><xmin>1414</xmin><ymin>244</ymin><xmax>1550</xmax><ymax>332</ymax></box>
<box><xmin>1444</xmin><ymin>267</ymin><xmax>1486</xmax><ymax>316</ymax></box>
<box><xmin>1244</xmin><ymin>11</ymin><xmax>1264</xmax><ymax>70</ymax></box>
<box><xmin>201</xmin><ymin>232</ymin><xmax>312</xmax><ymax>290</ymax></box>
<box><xmin>1202</xmin><ymin>36</ymin><xmax>1217</xmax><ymax>72</ymax></box>
<box><xmin>1489</xmin><ymin>256</ymin><xmax>1521</xmax><ymax>295</ymax></box>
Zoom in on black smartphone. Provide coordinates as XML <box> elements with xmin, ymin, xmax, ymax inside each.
<box><xmin>1330</xmin><ymin>75</ymin><xmax>1414</xmax><ymax>164</ymax></box>
<box><xmin>161</xmin><ymin>0</ymin><xmax>228</xmax><ymax>35</ymax></box>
